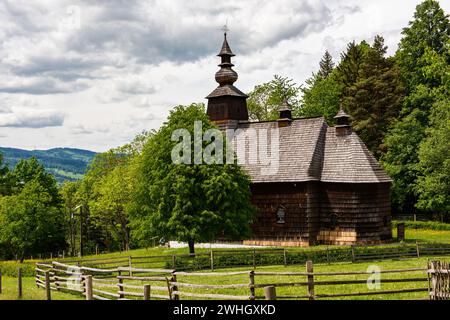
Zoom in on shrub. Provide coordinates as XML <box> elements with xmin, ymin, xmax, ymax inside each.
<box><xmin>392</xmin><ymin>220</ymin><xmax>450</xmax><ymax>231</ymax></box>
<box><xmin>0</xmin><ymin>260</ymin><xmax>36</xmax><ymax>277</ymax></box>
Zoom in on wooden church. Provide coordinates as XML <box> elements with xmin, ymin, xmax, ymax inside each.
<box><xmin>206</xmin><ymin>32</ymin><xmax>393</xmax><ymax>246</ymax></box>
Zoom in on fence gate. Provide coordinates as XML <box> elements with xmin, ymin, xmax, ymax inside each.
<box><xmin>428</xmin><ymin>261</ymin><xmax>450</xmax><ymax>300</ymax></box>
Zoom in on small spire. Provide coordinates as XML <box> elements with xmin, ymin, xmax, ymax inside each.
<box><xmin>334</xmin><ymin>105</ymin><xmax>351</xmax><ymax>136</ymax></box>
<box><xmin>215</xmin><ymin>30</ymin><xmax>238</xmax><ymax>86</ymax></box>
<box><xmin>278</xmin><ymin>99</ymin><xmax>292</xmax><ymax>121</ymax></box>
<box><xmin>334</xmin><ymin>106</ymin><xmax>349</xmax><ymax>120</ymax></box>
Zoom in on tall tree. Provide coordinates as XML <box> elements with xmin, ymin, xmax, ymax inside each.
<box><xmin>0</xmin><ymin>181</ymin><xmax>67</xmax><ymax>261</ymax></box>
<box><xmin>131</xmin><ymin>103</ymin><xmax>255</xmax><ymax>254</ymax></box>
<box><xmin>415</xmin><ymin>99</ymin><xmax>450</xmax><ymax>220</ymax></box>
<box><xmin>343</xmin><ymin>36</ymin><xmax>405</xmax><ymax>158</ymax></box>
<box><xmin>299</xmin><ymin>69</ymin><xmax>343</xmax><ymax>124</ymax></box>
<box><xmin>396</xmin><ymin>0</ymin><xmax>450</xmax><ymax>92</ymax></box>
<box><xmin>382</xmin><ymin>0</ymin><xmax>449</xmax><ymax>213</ymax></box>
<box><xmin>247</xmin><ymin>75</ymin><xmax>302</xmax><ymax>121</ymax></box>
<box><xmin>317</xmin><ymin>50</ymin><xmax>335</xmax><ymax>79</ymax></box>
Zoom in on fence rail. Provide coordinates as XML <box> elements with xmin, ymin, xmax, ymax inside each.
<box><xmin>34</xmin><ymin>260</ymin><xmax>437</xmax><ymax>300</ymax></box>
<box><xmin>29</xmin><ymin>242</ymin><xmax>450</xmax><ymax>273</ymax></box>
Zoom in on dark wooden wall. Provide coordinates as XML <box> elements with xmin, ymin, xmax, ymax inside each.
<box><xmin>319</xmin><ymin>182</ymin><xmax>392</xmax><ymax>244</ymax></box>
<box><xmin>250</xmin><ymin>183</ymin><xmax>308</xmax><ymax>243</ymax></box>
<box><xmin>248</xmin><ymin>181</ymin><xmax>392</xmax><ymax>246</ymax></box>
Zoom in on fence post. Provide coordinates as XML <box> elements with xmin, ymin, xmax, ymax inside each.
<box><xmin>351</xmin><ymin>245</ymin><xmax>355</xmax><ymax>263</ymax></box>
<box><xmin>128</xmin><ymin>256</ymin><xmax>133</xmax><ymax>277</ymax></box>
<box><xmin>306</xmin><ymin>261</ymin><xmax>315</xmax><ymax>300</ymax></box>
<box><xmin>172</xmin><ymin>255</ymin><xmax>176</xmax><ymax>269</ymax></box>
<box><xmin>85</xmin><ymin>275</ymin><xmax>93</xmax><ymax>300</ymax></box>
<box><xmin>264</xmin><ymin>286</ymin><xmax>276</xmax><ymax>300</ymax></box>
<box><xmin>210</xmin><ymin>250</ymin><xmax>214</xmax><ymax>271</ymax></box>
<box><xmin>143</xmin><ymin>284</ymin><xmax>151</xmax><ymax>300</ymax></box>
<box><xmin>172</xmin><ymin>272</ymin><xmax>179</xmax><ymax>300</ymax></box>
<box><xmin>283</xmin><ymin>249</ymin><xmax>287</xmax><ymax>267</ymax></box>
<box><xmin>117</xmin><ymin>270</ymin><xmax>124</xmax><ymax>299</ymax></box>
<box><xmin>0</xmin><ymin>270</ymin><xmax>2</xmax><ymax>294</ymax></box>
<box><xmin>45</xmin><ymin>271</ymin><xmax>51</xmax><ymax>300</ymax></box>
<box><xmin>249</xmin><ymin>271</ymin><xmax>256</xmax><ymax>300</ymax></box>
<box><xmin>416</xmin><ymin>241</ymin><xmax>420</xmax><ymax>258</ymax></box>
<box><xmin>18</xmin><ymin>268</ymin><xmax>23</xmax><ymax>299</ymax></box>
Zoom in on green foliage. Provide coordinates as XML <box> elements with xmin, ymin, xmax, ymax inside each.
<box><xmin>0</xmin><ymin>181</ymin><xmax>67</xmax><ymax>260</ymax></box>
<box><xmin>382</xmin><ymin>1</ymin><xmax>449</xmax><ymax>214</ymax></box>
<box><xmin>131</xmin><ymin>103</ymin><xmax>256</xmax><ymax>253</ymax></box>
<box><xmin>0</xmin><ymin>260</ymin><xmax>36</xmax><ymax>277</ymax></box>
<box><xmin>299</xmin><ymin>69</ymin><xmax>343</xmax><ymax>124</ymax></box>
<box><xmin>317</xmin><ymin>50</ymin><xmax>335</xmax><ymax>79</ymax></box>
<box><xmin>396</xmin><ymin>0</ymin><xmax>450</xmax><ymax>92</ymax></box>
<box><xmin>392</xmin><ymin>220</ymin><xmax>450</xmax><ymax>231</ymax></box>
<box><xmin>247</xmin><ymin>75</ymin><xmax>302</xmax><ymax>121</ymax></box>
<box><xmin>415</xmin><ymin>100</ymin><xmax>450</xmax><ymax>214</ymax></box>
<box><xmin>343</xmin><ymin>36</ymin><xmax>405</xmax><ymax>158</ymax></box>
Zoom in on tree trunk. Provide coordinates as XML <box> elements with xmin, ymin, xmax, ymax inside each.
<box><xmin>188</xmin><ymin>240</ymin><xmax>195</xmax><ymax>256</ymax></box>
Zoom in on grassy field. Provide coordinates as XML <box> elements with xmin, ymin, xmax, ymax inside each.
<box><xmin>0</xmin><ymin>227</ymin><xmax>449</xmax><ymax>300</ymax></box>
<box><xmin>0</xmin><ymin>277</ymin><xmax>82</xmax><ymax>300</ymax></box>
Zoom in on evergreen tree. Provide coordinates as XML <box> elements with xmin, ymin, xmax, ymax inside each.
<box><xmin>343</xmin><ymin>36</ymin><xmax>405</xmax><ymax>158</ymax></box>
<box><xmin>397</xmin><ymin>0</ymin><xmax>450</xmax><ymax>92</ymax></box>
<box><xmin>317</xmin><ymin>50</ymin><xmax>335</xmax><ymax>79</ymax></box>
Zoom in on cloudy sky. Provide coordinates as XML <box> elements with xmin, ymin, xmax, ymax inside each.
<box><xmin>0</xmin><ymin>0</ymin><xmax>449</xmax><ymax>152</ymax></box>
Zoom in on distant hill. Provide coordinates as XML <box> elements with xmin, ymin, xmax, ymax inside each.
<box><xmin>0</xmin><ymin>147</ymin><xmax>97</xmax><ymax>184</ymax></box>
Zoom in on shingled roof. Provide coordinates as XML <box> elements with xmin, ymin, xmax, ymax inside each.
<box><xmin>232</xmin><ymin>117</ymin><xmax>392</xmax><ymax>184</ymax></box>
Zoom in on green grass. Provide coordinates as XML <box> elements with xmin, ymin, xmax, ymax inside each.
<box><xmin>0</xmin><ymin>277</ymin><xmax>82</xmax><ymax>300</ymax></box>
<box><xmin>1</xmin><ymin>227</ymin><xmax>449</xmax><ymax>300</ymax></box>
<box><xmin>392</xmin><ymin>227</ymin><xmax>450</xmax><ymax>244</ymax></box>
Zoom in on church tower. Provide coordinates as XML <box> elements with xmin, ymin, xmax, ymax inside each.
<box><xmin>206</xmin><ymin>31</ymin><xmax>248</xmax><ymax>127</ymax></box>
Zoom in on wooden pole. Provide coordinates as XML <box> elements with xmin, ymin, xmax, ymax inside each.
<box><xmin>18</xmin><ymin>268</ymin><xmax>23</xmax><ymax>298</ymax></box>
<box><xmin>143</xmin><ymin>284</ymin><xmax>151</xmax><ymax>300</ymax></box>
<box><xmin>351</xmin><ymin>245</ymin><xmax>355</xmax><ymax>263</ymax></box>
<box><xmin>118</xmin><ymin>270</ymin><xmax>124</xmax><ymax>299</ymax></box>
<box><xmin>249</xmin><ymin>271</ymin><xmax>256</xmax><ymax>300</ymax></box>
<box><xmin>283</xmin><ymin>249</ymin><xmax>287</xmax><ymax>267</ymax></box>
<box><xmin>85</xmin><ymin>275</ymin><xmax>93</xmax><ymax>300</ymax></box>
<box><xmin>45</xmin><ymin>271</ymin><xmax>51</xmax><ymax>300</ymax></box>
<box><xmin>128</xmin><ymin>256</ymin><xmax>133</xmax><ymax>276</ymax></box>
<box><xmin>264</xmin><ymin>286</ymin><xmax>276</xmax><ymax>300</ymax></box>
<box><xmin>306</xmin><ymin>261</ymin><xmax>315</xmax><ymax>300</ymax></box>
<box><xmin>172</xmin><ymin>272</ymin><xmax>179</xmax><ymax>300</ymax></box>
<box><xmin>210</xmin><ymin>250</ymin><xmax>214</xmax><ymax>271</ymax></box>
<box><xmin>416</xmin><ymin>241</ymin><xmax>420</xmax><ymax>258</ymax></box>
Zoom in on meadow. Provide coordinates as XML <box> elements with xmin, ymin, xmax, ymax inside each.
<box><xmin>0</xmin><ymin>227</ymin><xmax>449</xmax><ymax>300</ymax></box>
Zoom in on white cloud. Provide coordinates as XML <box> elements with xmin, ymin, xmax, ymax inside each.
<box><xmin>0</xmin><ymin>0</ymin><xmax>448</xmax><ymax>151</ymax></box>
<box><xmin>0</xmin><ymin>108</ymin><xmax>65</xmax><ymax>128</ymax></box>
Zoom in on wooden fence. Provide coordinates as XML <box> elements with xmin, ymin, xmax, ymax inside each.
<box><xmin>428</xmin><ymin>260</ymin><xmax>450</xmax><ymax>300</ymax></box>
<box><xmin>35</xmin><ymin>260</ymin><xmax>434</xmax><ymax>300</ymax></box>
<box><xmin>46</xmin><ymin>243</ymin><xmax>450</xmax><ymax>272</ymax></box>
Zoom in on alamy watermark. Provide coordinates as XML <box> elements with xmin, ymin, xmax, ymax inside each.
<box><xmin>171</xmin><ymin>121</ymin><xmax>280</xmax><ymax>175</ymax></box>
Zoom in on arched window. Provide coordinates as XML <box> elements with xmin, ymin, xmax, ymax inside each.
<box><xmin>276</xmin><ymin>206</ymin><xmax>286</xmax><ymax>224</ymax></box>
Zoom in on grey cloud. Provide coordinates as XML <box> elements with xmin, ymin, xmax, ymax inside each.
<box><xmin>0</xmin><ymin>78</ymin><xmax>89</xmax><ymax>95</ymax></box>
<box><xmin>0</xmin><ymin>109</ymin><xmax>65</xmax><ymax>128</ymax></box>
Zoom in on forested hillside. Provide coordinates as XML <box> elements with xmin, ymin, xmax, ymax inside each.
<box><xmin>0</xmin><ymin>147</ymin><xmax>96</xmax><ymax>183</ymax></box>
